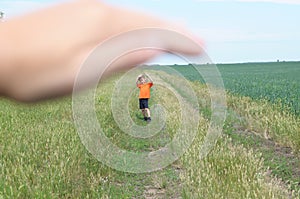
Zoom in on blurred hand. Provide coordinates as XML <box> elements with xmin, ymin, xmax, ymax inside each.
<box><xmin>0</xmin><ymin>0</ymin><xmax>202</xmax><ymax>102</ymax></box>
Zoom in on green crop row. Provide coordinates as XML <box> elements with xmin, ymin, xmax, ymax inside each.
<box><xmin>169</xmin><ymin>61</ymin><xmax>300</xmax><ymax>116</ymax></box>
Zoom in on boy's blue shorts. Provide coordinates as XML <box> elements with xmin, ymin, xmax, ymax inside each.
<box><xmin>139</xmin><ymin>98</ymin><xmax>149</xmax><ymax>109</ymax></box>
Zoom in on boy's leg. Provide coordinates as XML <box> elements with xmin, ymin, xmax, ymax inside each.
<box><xmin>145</xmin><ymin>99</ymin><xmax>151</xmax><ymax>122</ymax></box>
<box><xmin>140</xmin><ymin>99</ymin><xmax>151</xmax><ymax>121</ymax></box>
<box><xmin>141</xmin><ymin>109</ymin><xmax>145</xmax><ymax>116</ymax></box>
<box><xmin>139</xmin><ymin>99</ymin><xmax>147</xmax><ymax>120</ymax></box>
<box><xmin>145</xmin><ymin>108</ymin><xmax>151</xmax><ymax>118</ymax></box>
<box><xmin>141</xmin><ymin>109</ymin><xmax>147</xmax><ymax>120</ymax></box>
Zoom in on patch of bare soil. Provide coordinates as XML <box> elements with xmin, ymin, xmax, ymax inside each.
<box><xmin>143</xmin><ymin>164</ymin><xmax>183</xmax><ymax>199</ymax></box>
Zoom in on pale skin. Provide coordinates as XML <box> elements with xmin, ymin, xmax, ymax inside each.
<box><xmin>0</xmin><ymin>0</ymin><xmax>202</xmax><ymax>102</ymax></box>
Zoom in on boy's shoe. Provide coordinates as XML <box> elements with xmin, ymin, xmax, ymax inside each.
<box><xmin>144</xmin><ymin>117</ymin><xmax>147</xmax><ymax>121</ymax></box>
<box><xmin>147</xmin><ymin>117</ymin><xmax>151</xmax><ymax>122</ymax></box>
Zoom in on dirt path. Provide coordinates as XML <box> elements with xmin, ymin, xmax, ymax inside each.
<box><xmin>143</xmin><ymin>164</ymin><xmax>183</xmax><ymax>199</ymax></box>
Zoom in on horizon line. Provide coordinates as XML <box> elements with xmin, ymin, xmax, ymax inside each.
<box><xmin>144</xmin><ymin>60</ymin><xmax>300</xmax><ymax>65</ymax></box>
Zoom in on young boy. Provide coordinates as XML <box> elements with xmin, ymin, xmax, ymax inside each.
<box><xmin>136</xmin><ymin>74</ymin><xmax>153</xmax><ymax>122</ymax></box>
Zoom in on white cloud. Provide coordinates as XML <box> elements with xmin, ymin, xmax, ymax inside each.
<box><xmin>195</xmin><ymin>0</ymin><xmax>300</xmax><ymax>4</ymax></box>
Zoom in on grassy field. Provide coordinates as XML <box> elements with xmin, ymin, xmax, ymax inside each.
<box><xmin>172</xmin><ymin>61</ymin><xmax>300</xmax><ymax>116</ymax></box>
<box><xmin>0</xmin><ymin>62</ymin><xmax>299</xmax><ymax>198</ymax></box>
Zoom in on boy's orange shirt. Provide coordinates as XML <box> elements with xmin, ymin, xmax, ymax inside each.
<box><xmin>137</xmin><ymin>82</ymin><xmax>153</xmax><ymax>99</ymax></box>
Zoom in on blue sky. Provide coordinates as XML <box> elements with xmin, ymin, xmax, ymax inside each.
<box><xmin>1</xmin><ymin>0</ymin><xmax>300</xmax><ymax>64</ymax></box>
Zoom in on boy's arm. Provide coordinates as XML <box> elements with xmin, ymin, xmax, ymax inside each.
<box><xmin>136</xmin><ymin>76</ymin><xmax>141</xmax><ymax>86</ymax></box>
<box><xmin>145</xmin><ymin>73</ymin><xmax>153</xmax><ymax>83</ymax></box>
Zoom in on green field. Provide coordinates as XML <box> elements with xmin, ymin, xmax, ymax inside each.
<box><xmin>0</xmin><ymin>62</ymin><xmax>299</xmax><ymax>198</ymax></box>
<box><xmin>172</xmin><ymin>61</ymin><xmax>300</xmax><ymax>116</ymax></box>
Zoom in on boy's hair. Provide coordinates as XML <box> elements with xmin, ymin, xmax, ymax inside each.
<box><xmin>138</xmin><ymin>75</ymin><xmax>146</xmax><ymax>82</ymax></box>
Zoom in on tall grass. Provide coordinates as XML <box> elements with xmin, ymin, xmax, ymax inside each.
<box><xmin>0</xmin><ymin>99</ymin><xmax>111</xmax><ymax>198</ymax></box>
<box><xmin>180</xmin><ymin>81</ymin><xmax>299</xmax><ymax>199</ymax></box>
<box><xmin>191</xmin><ymin>81</ymin><xmax>300</xmax><ymax>152</ymax></box>
<box><xmin>0</xmin><ymin>70</ymin><xmax>298</xmax><ymax>198</ymax></box>
<box><xmin>227</xmin><ymin>95</ymin><xmax>300</xmax><ymax>152</ymax></box>
<box><xmin>181</xmin><ymin>133</ymin><xmax>294</xmax><ymax>199</ymax></box>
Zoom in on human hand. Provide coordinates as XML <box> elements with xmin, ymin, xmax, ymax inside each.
<box><xmin>0</xmin><ymin>0</ymin><xmax>202</xmax><ymax>102</ymax></box>
<box><xmin>143</xmin><ymin>73</ymin><xmax>152</xmax><ymax>83</ymax></box>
